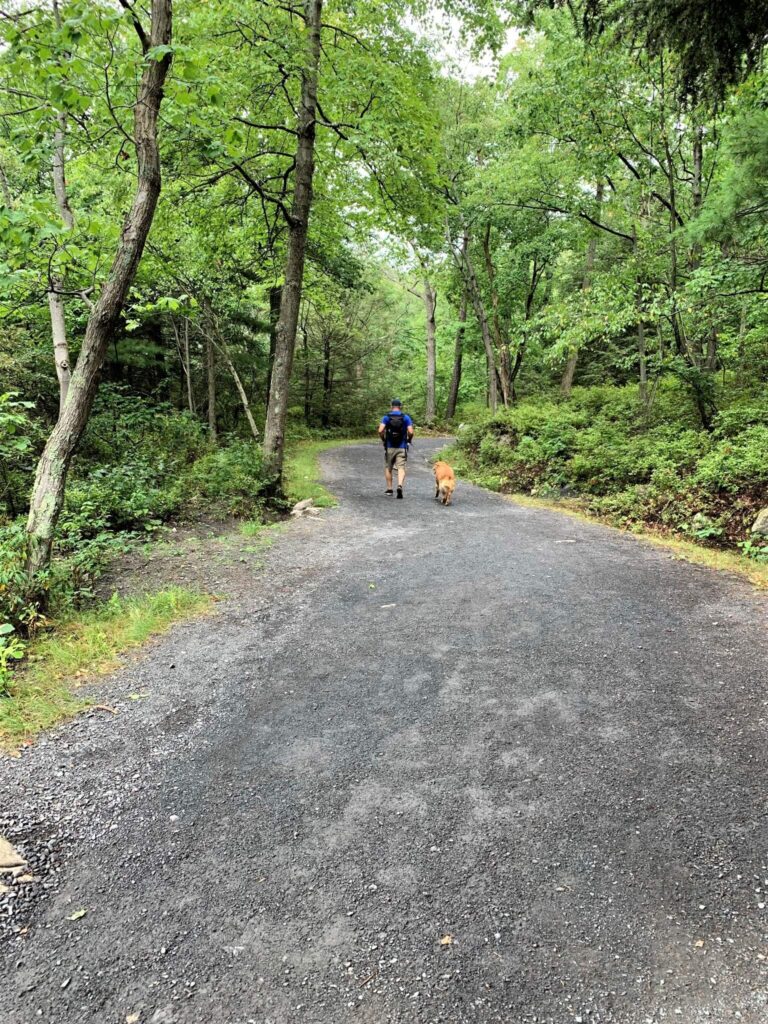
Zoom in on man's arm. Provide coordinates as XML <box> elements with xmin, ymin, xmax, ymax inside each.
<box><xmin>406</xmin><ymin>415</ymin><xmax>414</xmax><ymax>442</ymax></box>
<box><xmin>378</xmin><ymin>416</ymin><xmax>387</xmax><ymax>438</ymax></box>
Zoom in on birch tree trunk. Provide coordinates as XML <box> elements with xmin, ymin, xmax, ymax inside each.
<box><xmin>48</xmin><ymin>0</ymin><xmax>75</xmax><ymax>417</ymax></box>
<box><xmin>217</xmin><ymin>342</ymin><xmax>260</xmax><ymax>442</ymax></box>
<box><xmin>263</xmin><ymin>0</ymin><xmax>323</xmax><ymax>487</ymax></box>
<box><xmin>26</xmin><ymin>0</ymin><xmax>173</xmax><ymax>584</ymax></box>
<box><xmin>423</xmin><ymin>279</ymin><xmax>437</xmax><ymax>426</ymax></box>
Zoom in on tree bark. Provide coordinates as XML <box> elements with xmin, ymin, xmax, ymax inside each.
<box><xmin>206</xmin><ymin>334</ymin><xmax>217</xmax><ymax>442</ymax></box>
<box><xmin>262</xmin><ymin>0</ymin><xmax>323</xmax><ymax>487</ymax></box>
<box><xmin>445</xmin><ymin>289</ymin><xmax>466</xmax><ymax>421</ymax></box>
<box><xmin>638</xmin><ymin>318</ymin><xmax>648</xmax><ymax>408</ymax></box>
<box><xmin>321</xmin><ymin>329</ymin><xmax>332</xmax><ymax>428</ymax></box>
<box><xmin>47</xmin><ymin>287</ymin><xmax>71</xmax><ymax>418</ymax></box>
<box><xmin>561</xmin><ymin>181</ymin><xmax>603</xmax><ymax>396</ymax></box>
<box><xmin>423</xmin><ymin>279</ymin><xmax>437</xmax><ymax>425</ymax></box>
<box><xmin>217</xmin><ymin>343</ymin><xmax>259</xmax><ymax>442</ymax></box>
<box><xmin>26</xmin><ymin>0</ymin><xmax>173</xmax><ymax>583</ymax></box>
<box><xmin>47</xmin><ymin>1</ymin><xmax>74</xmax><ymax>417</ymax></box>
<box><xmin>482</xmin><ymin>223</ymin><xmax>512</xmax><ymax>406</ymax></box>
<box><xmin>171</xmin><ymin>317</ymin><xmax>195</xmax><ymax>414</ymax></box>
<box><xmin>266</xmin><ymin>283</ymin><xmax>281</xmax><ymax>410</ymax></box>
<box><xmin>184</xmin><ymin>319</ymin><xmax>194</xmax><ymax>413</ymax></box>
<box><xmin>460</xmin><ymin>245</ymin><xmax>497</xmax><ymax>412</ymax></box>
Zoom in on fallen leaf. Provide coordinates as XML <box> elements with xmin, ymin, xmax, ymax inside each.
<box><xmin>128</xmin><ymin>693</ymin><xmax>149</xmax><ymax>701</ymax></box>
<box><xmin>368</xmin><ymin>583</ymin><xmax>376</xmax><ymax>589</ymax></box>
<box><xmin>694</xmin><ymin>939</ymin><xmax>705</xmax><ymax>948</ymax></box>
<box><xmin>439</xmin><ymin>934</ymin><xmax>454</xmax><ymax>946</ymax></box>
<box><xmin>126</xmin><ymin>1014</ymin><xmax>140</xmax><ymax>1023</ymax></box>
<box><xmin>67</xmin><ymin>908</ymin><xmax>87</xmax><ymax>921</ymax></box>
<box><xmin>17</xmin><ymin>874</ymin><xmax>36</xmax><ymax>883</ymax></box>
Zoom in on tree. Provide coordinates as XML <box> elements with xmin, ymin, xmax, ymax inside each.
<box><xmin>24</xmin><ymin>0</ymin><xmax>174</xmax><ymax>582</ymax></box>
<box><xmin>262</xmin><ymin>0</ymin><xmax>323</xmax><ymax>488</ymax></box>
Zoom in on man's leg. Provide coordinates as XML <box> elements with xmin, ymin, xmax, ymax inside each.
<box><xmin>396</xmin><ymin>449</ymin><xmax>406</xmax><ymax>497</ymax></box>
<box><xmin>384</xmin><ymin>451</ymin><xmax>394</xmax><ymax>493</ymax></box>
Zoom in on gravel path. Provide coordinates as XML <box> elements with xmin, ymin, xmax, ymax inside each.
<box><xmin>2</xmin><ymin>439</ymin><xmax>767</xmax><ymax>1024</ymax></box>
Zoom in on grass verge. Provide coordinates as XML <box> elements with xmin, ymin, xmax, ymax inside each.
<box><xmin>0</xmin><ymin>587</ymin><xmax>212</xmax><ymax>748</ymax></box>
<box><xmin>283</xmin><ymin>437</ymin><xmax>363</xmax><ymax>507</ymax></box>
<box><xmin>441</xmin><ymin>444</ymin><xmax>768</xmax><ymax>591</ymax></box>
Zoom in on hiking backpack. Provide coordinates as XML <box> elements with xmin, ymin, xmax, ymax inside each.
<box><xmin>385</xmin><ymin>411</ymin><xmax>407</xmax><ymax>448</ymax></box>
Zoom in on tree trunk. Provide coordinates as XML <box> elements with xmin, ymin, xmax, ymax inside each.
<box><xmin>445</xmin><ymin>289</ymin><xmax>466</xmax><ymax>421</ymax></box>
<box><xmin>638</xmin><ymin>319</ymin><xmax>648</xmax><ymax>408</ymax></box>
<box><xmin>423</xmin><ymin>279</ymin><xmax>437</xmax><ymax>425</ymax></box>
<box><xmin>262</xmin><ymin>0</ymin><xmax>323</xmax><ymax>487</ymax></box>
<box><xmin>171</xmin><ymin>317</ymin><xmax>195</xmax><ymax>414</ymax></box>
<box><xmin>561</xmin><ymin>181</ymin><xmax>603</xmax><ymax>396</ymax></box>
<box><xmin>321</xmin><ymin>330</ymin><xmax>332</xmax><ymax>428</ymax></box>
<box><xmin>217</xmin><ymin>342</ymin><xmax>259</xmax><ymax>442</ymax></box>
<box><xmin>48</xmin><ymin>4</ymin><xmax>75</xmax><ymax>417</ymax></box>
<box><xmin>206</xmin><ymin>335</ymin><xmax>217</xmax><ymax>442</ymax></box>
<box><xmin>266</xmin><ymin>283</ymin><xmax>281</xmax><ymax>410</ymax></box>
<box><xmin>460</xmin><ymin>246</ymin><xmax>497</xmax><ymax>412</ymax></box>
<box><xmin>184</xmin><ymin>319</ymin><xmax>194</xmax><ymax>413</ymax></box>
<box><xmin>482</xmin><ymin>223</ymin><xmax>511</xmax><ymax>406</ymax></box>
<box><xmin>47</xmin><ymin>288</ymin><xmax>71</xmax><ymax>418</ymax></box>
<box><xmin>26</xmin><ymin>0</ymin><xmax>173</xmax><ymax>585</ymax></box>
<box><xmin>736</xmin><ymin>300</ymin><xmax>747</xmax><ymax>387</ymax></box>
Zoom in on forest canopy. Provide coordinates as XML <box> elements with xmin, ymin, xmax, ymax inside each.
<box><xmin>1</xmin><ymin>0</ymin><xmax>767</xmax><ymax>639</ymax></box>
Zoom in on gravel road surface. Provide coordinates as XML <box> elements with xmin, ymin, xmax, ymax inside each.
<box><xmin>2</xmin><ymin>439</ymin><xmax>767</xmax><ymax>1024</ymax></box>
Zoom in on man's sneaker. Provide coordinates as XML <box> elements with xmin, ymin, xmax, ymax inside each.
<box><xmin>385</xmin><ymin>489</ymin><xmax>394</xmax><ymax>496</ymax></box>
<box><xmin>396</xmin><ymin>486</ymin><xmax>404</xmax><ymax>499</ymax></box>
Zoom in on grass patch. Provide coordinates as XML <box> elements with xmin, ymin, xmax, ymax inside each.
<box><xmin>283</xmin><ymin>437</ymin><xmax>362</xmax><ymax>507</ymax></box>
<box><xmin>442</xmin><ymin>443</ymin><xmax>768</xmax><ymax>591</ymax></box>
<box><xmin>0</xmin><ymin>587</ymin><xmax>211</xmax><ymax>747</ymax></box>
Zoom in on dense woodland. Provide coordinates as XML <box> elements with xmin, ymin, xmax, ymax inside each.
<box><xmin>1</xmin><ymin>1</ymin><xmax>768</xmax><ymax>663</ymax></box>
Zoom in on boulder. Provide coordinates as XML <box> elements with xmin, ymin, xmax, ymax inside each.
<box><xmin>0</xmin><ymin>836</ymin><xmax>26</xmax><ymax>873</ymax></box>
<box><xmin>291</xmin><ymin>498</ymin><xmax>314</xmax><ymax>514</ymax></box>
<box><xmin>751</xmin><ymin>508</ymin><xmax>768</xmax><ymax>536</ymax></box>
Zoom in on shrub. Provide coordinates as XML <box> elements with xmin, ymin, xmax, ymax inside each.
<box><xmin>0</xmin><ymin>623</ymin><xmax>25</xmax><ymax>698</ymax></box>
<box><xmin>179</xmin><ymin>441</ymin><xmax>269</xmax><ymax>517</ymax></box>
<box><xmin>455</xmin><ymin>381</ymin><xmax>768</xmax><ymax>551</ymax></box>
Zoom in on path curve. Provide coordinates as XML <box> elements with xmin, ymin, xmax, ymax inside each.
<box><xmin>2</xmin><ymin>440</ymin><xmax>767</xmax><ymax>1024</ymax></box>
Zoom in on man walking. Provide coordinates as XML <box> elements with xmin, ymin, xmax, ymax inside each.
<box><xmin>378</xmin><ymin>399</ymin><xmax>414</xmax><ymax>499</ymax></box>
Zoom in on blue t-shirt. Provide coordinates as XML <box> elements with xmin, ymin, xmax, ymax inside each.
<box><xmin>381</xmin><ymin>412</ymin><xmax>413</xmax><ymax>449</ymax></box>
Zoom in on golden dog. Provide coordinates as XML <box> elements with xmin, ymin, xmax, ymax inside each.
<box><xmin>433</xmin><ymin>460</ymin><xmax>456</xmax><ymax>505</ymax></box>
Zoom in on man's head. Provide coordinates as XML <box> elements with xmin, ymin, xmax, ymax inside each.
<box><xmin>391</xmin><ymin>398</ymin><xmax>402</xmax><ymax>410</ymax></box>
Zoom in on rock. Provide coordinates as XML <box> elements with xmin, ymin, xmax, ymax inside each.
<box><xmin>751</xmin><ymin>508</ymin><xmax>768</xmax><ymax>536</ymax></box>
<box><xmin>292</xmin><ymin>499</ymin><xmax>314</xmax><ymax>514</ymax></box>
<box><xmin>0</xmin><ymin>837</ymin><xmax>26</xmax><ymax>872</ymax></box>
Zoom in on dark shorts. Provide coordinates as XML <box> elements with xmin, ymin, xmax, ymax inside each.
<box><xmin>384</xmin><ymin>448</ymin><xmax>407</xmax><ymax>471</ymax></box>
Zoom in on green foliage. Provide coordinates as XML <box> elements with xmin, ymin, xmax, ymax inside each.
<box><xmin>0</xmin><ymin>623</ymin><xmax>26</xmax><ymax>699</ymax></box>
<box><xmin>179</xmin><ymin>441</ymin><xmax>269</xmax><ymax>518</ymax></box>
<box><xmin>457</xmin><ymin>383</ymin><xmax>768</xmax><ymax>554</ymax></box>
